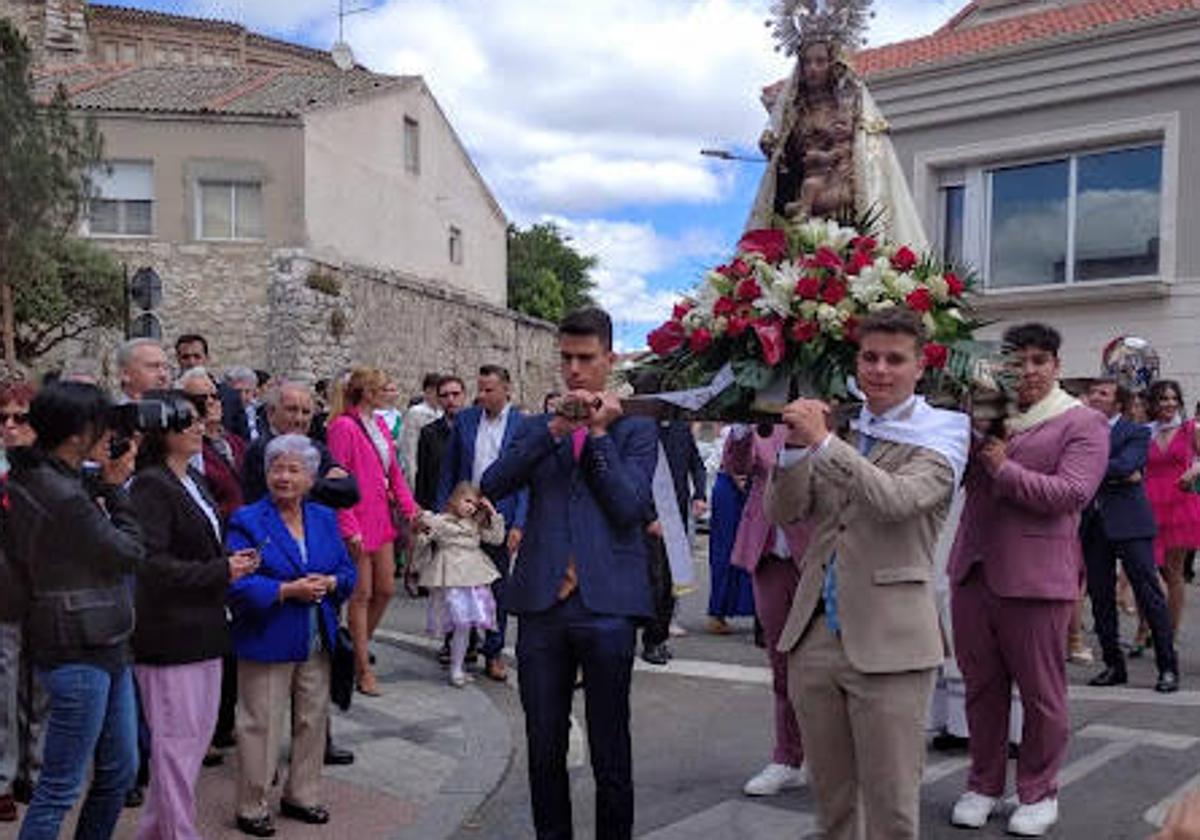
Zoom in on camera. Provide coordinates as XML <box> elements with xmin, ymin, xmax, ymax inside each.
<box><xmin>106</xmin><ymin>398</ymin><xmax>195</xmax><ymax>459</ymax></box>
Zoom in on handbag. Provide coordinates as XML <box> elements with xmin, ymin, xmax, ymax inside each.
<box><xmin>329</xmin><ymin>624</ymin><xmax>355</xmax><ymax>711</ymax></box>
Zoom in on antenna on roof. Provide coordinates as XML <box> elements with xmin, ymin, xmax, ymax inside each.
<box><xmin>331</xmin><ymin>0</ymin><xmax>369</xmax><ymax>71</ymax></box>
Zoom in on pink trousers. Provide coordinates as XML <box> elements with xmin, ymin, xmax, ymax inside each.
<box><xmin>951</xmin><ymin>573</ymin><xmax>1072</xmax><ymax>804</ymax></box>
<box><xmin>134</xmin><ymin>659</ymin><xmax>222</xmax><ymax>840</ymax></box>
<box><xmin>752</xmin><ymin>554</ymin><xmax>804</xmax><ymax>768</ymax></box>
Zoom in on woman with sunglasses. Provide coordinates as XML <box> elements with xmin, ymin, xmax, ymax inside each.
<box><xmin>128</xmin><ymin>390</ymin><xmax>259</xmax><ymax>840</ymax></box>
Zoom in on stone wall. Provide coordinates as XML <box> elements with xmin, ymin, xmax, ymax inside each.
<box><xmin>269</xmin><ymin>252</ymin><xmax>560</xmax><ymax>407</ymax></box>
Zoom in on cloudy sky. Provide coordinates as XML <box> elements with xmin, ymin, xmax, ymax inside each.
<box><xmin>134</xmin><ymin>0</ymin><xmax>966</xmax><ymax>347</ymax></box>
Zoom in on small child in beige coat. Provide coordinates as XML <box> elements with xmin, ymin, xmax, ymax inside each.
<box><xmin>412</xmin><ymin>481</ymin><xmax>505</xmax><ymax>686</ymax></box>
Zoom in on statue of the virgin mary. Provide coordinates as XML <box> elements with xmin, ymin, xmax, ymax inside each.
<box><xmin>748</xmin><ymin>0</ymin><xmax>928</xmax><ymax>251</ymax></box>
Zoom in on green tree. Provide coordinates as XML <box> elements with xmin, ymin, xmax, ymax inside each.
<box><xmin>0</xmin><ymin>20</ymin><xmax>124</xmax><ymax>365</ymax></box>
<box><xmin>507</xmin><ymin>222</ymin><xmax>598</xmax><ymax>322</ymax></box>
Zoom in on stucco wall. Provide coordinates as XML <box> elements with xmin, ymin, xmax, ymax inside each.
<box><xmin>93</xmin><ymin>113</ymin><xmax>307</xmax><ymax>247</ymax></box>
<box><xmin>302</xmin><ymin>84</ymin><xmax>508</xmax><ymax>308</ymax></box>
<box><xmin>866</xmin><ymin>16</ymin><xmax>1200</xmax><ymax>393</ymax></box>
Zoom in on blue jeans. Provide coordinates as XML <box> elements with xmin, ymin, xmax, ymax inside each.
<box><xmin>19</xmin><ymin>664</ymin><xmax>137</xmax><ymax>840</ymax></box>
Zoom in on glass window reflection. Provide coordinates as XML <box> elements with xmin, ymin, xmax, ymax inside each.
<box><xmin>988</xmin><ymin>159</ymin><xmax>1069</xmax><ymax>289</ymax></box>
<box><xmin>1075</xmin><ymin>145</ymin><xmax>1162</xmax><ymax>282</ymax></box>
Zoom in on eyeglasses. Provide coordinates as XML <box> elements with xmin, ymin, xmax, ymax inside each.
<box><xmin>0</xmin><ymin>412</ymin><xmax>29</xmax><ymax>425</ymax></box>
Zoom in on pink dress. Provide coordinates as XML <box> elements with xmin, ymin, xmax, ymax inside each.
<box><xmin>1145</xmin><ymin>419</ymin><xmax>1200</xmax><ymax>566</ymax></box>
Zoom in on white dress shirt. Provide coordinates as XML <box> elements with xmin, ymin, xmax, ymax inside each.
<box><xmin>472</xmin><ymin>404</ymin><xmax>512</xmax><ymax>485</ymax></box>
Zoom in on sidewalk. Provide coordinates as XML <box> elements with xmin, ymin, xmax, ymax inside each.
<box><xmin>69</xmin><ymin>639</ymin><xmax>513</xmax><ymax>840</ymax></box>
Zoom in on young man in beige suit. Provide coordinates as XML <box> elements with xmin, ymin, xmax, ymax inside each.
<box><xmin>765</xmin><ymin>309</ymin><xmax>969</xmax><ymax>839</ymax></box>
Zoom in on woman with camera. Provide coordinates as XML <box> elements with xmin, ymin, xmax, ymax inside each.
<box><xmin>127</xmin><ymin>390</ymin><xmax>258</xmax><ymax>839</ymax></box>
<box><xmin>4</xmin><ymin>381</ymin><xmax>144</xmax><ymax>840</ymax></box>
<box><xmin>226</xmin><ymin>434</ymin><xmax>357</xmax><ymax>837</ymax></box>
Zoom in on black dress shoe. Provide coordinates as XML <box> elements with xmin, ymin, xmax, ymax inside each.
<box><xmin>1156</xmin><ymin>671</ymin><xmax>1180</xmax><ymax>693</ymax></box>
<box><xmin>236</xmin><ymin>814</ymin><xmax>276</xmax><ymax>837</ymax></box>
<box><xmin>640</xmin><ymin>643</ymin><xmax>670</xmax><ymax>666</ymax></box>
<box><xmin>202</xmin><ymin>747</ymin><xmax>225</xmax><ymax>768</ymax></box>
<box><xmin>324</xmin><ymin>743</ymin><xmax>355</xmax><ymax>766</ymax></box>
<box><xmin>1088</xmin><ymin>666</ymin><xmax>1128</xmax><ymax>687</ymax></box>
<box><xmin>124</xmin><ymin>786</ymin><xmax>144</xmax><ymax>808</ymax></box>
<box><xmin>931</xmin><ymin>731</ymin><xmax>969</xmax><ymax>752</ymax></box>
<box><xmin>280</xmin><ymin>799</ymin><xmax>330</xmax><ymax>824</ymax></box>
<box><xmin>11</xmin><ymin>778</ymin><xmax>32</xmax><ymax>804</ymax></box>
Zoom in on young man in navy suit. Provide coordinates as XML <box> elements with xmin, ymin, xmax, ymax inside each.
<box><xmin>1081</xmin><ymin>378</ymin><xmax>1178</xmax><ymax>693</ymax></box>
<box><xmin>436</xmin><ymin>365</ymin><xmax>528</xmax><ymax>681</ymax></box>
<box><xmin>482</xmin><ymin>308</ymin><xmax>657</xmax><ymax>840</ymax></box>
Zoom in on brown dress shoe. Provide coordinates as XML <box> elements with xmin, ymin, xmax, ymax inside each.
<box><xmin>0</xmin><ymin>793</ymin><xmax>17</xmax><ymax>822</ymax></box>
<box><xmin>485</xmin><ymin>658</ymin><xmax>508</xmax><ymax>682</ymax></box>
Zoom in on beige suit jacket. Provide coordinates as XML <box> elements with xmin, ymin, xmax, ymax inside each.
<box><xmin>765</xmin><ymin>431</ymin><xmax>954</xmax><ymax>674</ymax></box>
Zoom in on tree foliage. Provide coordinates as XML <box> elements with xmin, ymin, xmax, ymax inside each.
<box><xmin>0</xmin><ymin>20</ymin><xmax>124</xmax><ymax>364</ymax></box>
<box><xmin>507</xmin><ymin>223</ymin><xmax>598</xmax><ymax>322</ymax></box>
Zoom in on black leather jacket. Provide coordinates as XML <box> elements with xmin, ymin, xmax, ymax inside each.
<box><xmin>5</xmin><ymin>448</ymin><xmax>144</xmax><ymax>671</ymax></box>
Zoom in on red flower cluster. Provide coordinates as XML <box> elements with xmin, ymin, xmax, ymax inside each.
<box><xmin>891</xmin><ymin>246</ymin><xmax>918</xmax><ymax>272</ymax></box>
<box><xmin>737</xmin><ymin>229</ymin><xmax>788</xmax><ymax>263</ymax></box>
<box><xmin>648</xmin><ymin>320</ymin><xmax>686</xmax><ymax>356</ymax></box>
<box><xmin>923</xmin><ymin>342</ymin><xmax>949</xmax><ymax>369</ymax></box>
<box><xmin>945</xmin><ymin>272</ymin><xmax>966</xmax><ymax>297</ymax></box>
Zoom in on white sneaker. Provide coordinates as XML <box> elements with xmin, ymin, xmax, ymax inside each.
<box><xmin>950</xmin><ymin>791</ymin><xmax>998</xmax><ymax>828</ymax></box>
<box><xmin>1067</xmin><ymin>646</ymin><xmax>1094</xmax><ymax>665</ymax></box>
<box><xmin>742</xmin><ymin>763</ymin><xmax>804</xmax><ymax>796</ymax></box>
<box><xmin>1007</xmin><ymin>797</ymin><xmax>1058</xmax><ymax>836</ymax></box>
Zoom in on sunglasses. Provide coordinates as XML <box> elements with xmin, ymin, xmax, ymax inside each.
<box><xmin>0</xmin><ymin>412</ymin><xmax>29</xmax><ymax>425</ymax></box>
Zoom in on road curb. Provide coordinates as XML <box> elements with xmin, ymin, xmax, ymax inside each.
<box><xmin>376</xmin><ymin>630</ymin><xmax>517</xmax><ymax>840</ymax></box>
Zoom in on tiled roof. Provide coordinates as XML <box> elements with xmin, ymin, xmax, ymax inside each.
<box><xmin>32</xmin><ymin>64</ymin><xmax>412</xmax><ymax>118</ymax></box>
<box><xmin>853</xmin><ymin>0</ymin><xmax>1200</xmax><ymax>77</ymax></box>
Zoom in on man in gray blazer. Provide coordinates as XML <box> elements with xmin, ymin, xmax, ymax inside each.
<box><xmin>766</xmin><ymin>309</ymin><xmax>968</xmax><ymax>839</ymax></box>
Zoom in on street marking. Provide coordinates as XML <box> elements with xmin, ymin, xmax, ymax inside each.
<box><xmin>639</xmin><ymin>799</ymin><xmax>820</xmax><ymax>840</ymax></box>
<box><xmin>634</xmin><ymin>657</ymin><xmax>772</xmax><ymax>685</ymax></box>
<box><xmin>567</xmin><ymin>714</ymin><xmax>587</xmax><ymax>769</ymax></box>
<box><xmin>922</xmin><ymin>757</ymin><xmax>970</xmax><ymax>785</ymax></box>
<box><xmin>1069</xmin><ymin>684</ymin><xmax>1200</xmax><ymax>707</ymax></box>
<box><xmin>1004</xmin><ymin>740</ymin><xmax>1136</xmax><ymax>807</ymax></box>
<box><xmin>1146</xmin><ymin>771</ymin><xmax>1200</xmax><ymax>828</ymax></box>
<box><xmin>1076</xmin><ymin>724</ymin><xmax>1199</xmax><ymax>751</ymax></box>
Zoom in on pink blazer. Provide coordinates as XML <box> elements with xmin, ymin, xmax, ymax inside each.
<box><xmin>723</xmin><ymin>426</ymin><xmax>810</xmax><ymax>575</ymax></box>
<box><xmin>948</xmin><ymin>405</ymin><xmax>1108</xmax><ymax>600</ymax></box>
<box><xmin>326</xmin><ymin>413</ymin><xmax>418</xmax><ymax>552</ymax></box>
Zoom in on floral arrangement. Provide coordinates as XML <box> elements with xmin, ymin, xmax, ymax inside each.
<box><xmin>641</xmin><ymin>217</ymin><xmax>982</xmax><ymax>411</ymax></box>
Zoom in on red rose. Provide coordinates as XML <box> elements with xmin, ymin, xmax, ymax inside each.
<box><xmin>906</xmin><ymin>287</ymin><xmax>933</xmax><ymax>313</ymax></box>
<box><xmin>790</xmin><ymin>319</ymin><xmax>818</xmax><ymax>343</ymax></box>
<box><xmin>891</xmin><ymin>246</ymin><xmax>918</xmax><ymax>272</ymax></box>
<box><xmin>845</xmin><ymin>316</ymin><xmax>861</xmax><ymax>343</ymax></box>
<box><xmin>795</xmin><ymin>276</ymin><xmax>822</xmax><ymax>300</ymax></box>
<box><xmin>813</xmin><ymin>246</ymin><xmax>844</xmax><ymax>272</ymax></box>
<box><xmin>671</xmin><ymin>301</ymin><xmax>693</xmax><ymax>321</ymax></box>
<box><xmin>737</xmin><ymin>228</ymin><xmax>788</xmax><ymax>263</ymax></box>
<box><xmin>735</xmin><ymin>277</ymin><xmax>762</xmax><ymax>302</ymax></box>
<box><xmin>851</xmin><ymin>235</ymin><xmax>877</xmax><ymax>253</ymax></box>
<box><xmin>727</xmin><ymin>315</ymin><xmax>750</xmax><ymax>337</ymax></box>
<box><xmin>752</xmin><ymin>319</ymin><xmax>786</xmax><ymax>366</ymax></box>
<box><xmin>923</xmin><ymin>342</ymin><xmax>949</xmax><ymax>369</ymax></box>
<box><xmin>647</xmin><ymin>321</ymin><xmax>686</xmax><ymax>356</ymax></box>
<box><xmin>822</xmin><ymin>280</ymin><xmax>848</xmax><ymax>305</ymax></box>
<box><xmin>729</xmin><ymin>258</ymin><xmax>751</xmax><ymax>277</ymax></box>
<box><xmin>945</xmin><ymin>272</ymin><xmax>965</xmax><ymax>296</ymax></box>
<box><xmin>688</xmin><ymin>328</ymin><xmax>713</xmax><ymax>354</ymax></box>
<box><xmin>713</xmin><ymin>296</ymin><xmax>736</xmax><ymax>317</ymax></box>
<box><xmin>847</xmin><ymin>249</ymin><xmax>873</xmax><ymax>276</ymax></box>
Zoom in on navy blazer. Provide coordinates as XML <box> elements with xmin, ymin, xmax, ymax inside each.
<box><xmin>226</xmin><ymin>498</ymin><xmax>357</xmax><ymax>662</ymax></box>
<box><xmin>436</xmin><ymin>404</ymin><xmax>529</xmax><ymax>531</ymax></box>
<box><xmin>1083</xmin><ymin>417</ymin><xmax>1157</xmax><ymax>542</ymax></box>
<box><xmin>481</xmin><ymin>414</ymin><xmax>657</xmax><ymax>617</ymax></box>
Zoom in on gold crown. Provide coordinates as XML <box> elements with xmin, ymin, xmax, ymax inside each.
<box><xmin>767</xmin><ymin>0</ymin><xmax>874</xmax><ymax>55</ymax></box>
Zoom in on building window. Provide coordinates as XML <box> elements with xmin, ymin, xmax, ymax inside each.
<box><xmin>86</xmin><ymin>161</ymin><xmax>153</xmax><ymax>237</ymax></box>
<box><xmin>940</xmin><ymin>184</ymin><xmax>965</xmax><ymax>268</ymax></box>
<box><xmin>403</xmin><ymin>116</ymin><xmax>420</xmax><ymax>174</ymax></box>
<box><xmin>130</xmin><ymin>312</ymin><xmax>162</xmax><ymax>340</ymax></box>
<box><xmin>449</xmin><ymin>226</ymin><xmax>463</xmax><ymax>264</ymax></box>
<box><xmin>197</xmin><ymin>181</ymin><xmax>264</xmax><ymax>241</ymax></box>
<box><xmin>971</xmin><ymin>143</ymin><xmax>1162</xmax><ymax>289</ymax></box>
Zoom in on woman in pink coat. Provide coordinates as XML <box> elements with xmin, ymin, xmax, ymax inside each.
<box><xmin>326</xmin><ymin>368</ymin><xmax>419</xmax><ymax>695</ymax></box>
<box><xmin>724</xmin><ymin>424</ymin><xmax>811</xmax><ymax>798</ymax></box>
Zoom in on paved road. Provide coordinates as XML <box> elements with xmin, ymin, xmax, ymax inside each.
<box><xmin>380</xmin><ymin>543</ymin><xmax>1200</xmax><ymax>840</ymax></box>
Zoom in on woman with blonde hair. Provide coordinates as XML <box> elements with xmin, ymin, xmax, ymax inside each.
<box><xmin>326</xmin><ymin>368</ymin><xmax>419</xmax><ymax>695</ymax></box>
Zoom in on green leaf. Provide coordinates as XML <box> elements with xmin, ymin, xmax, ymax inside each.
<box><xmin>731</xmin><ymin>357</ymin><xmax>776</xmax><ymax>390</ymax></box>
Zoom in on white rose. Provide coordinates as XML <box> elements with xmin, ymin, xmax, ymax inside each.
<box><xmin>925</xmin><ymin>274</ymin><xmax>950</xmax><ymax>302</ymax></box>
<box><xmin>799</xmin><ymin>300</ymin><xmax>819</xmax><ymax>319</ymax></box>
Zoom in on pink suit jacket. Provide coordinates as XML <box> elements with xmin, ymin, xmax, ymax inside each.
<box><xmin>326</xmin><ymin>413</ymin><xmax>418</xmax><ymax>552</ymax></box>
<box><xmin>723</xmin><ymin>426</ymin><xmax>811</xmax><ymax>575</ymax></box>
<box><xmin>948</xmin><ymin>404</ymin><xmax>1108</xmax><ymax>600</ymax></box>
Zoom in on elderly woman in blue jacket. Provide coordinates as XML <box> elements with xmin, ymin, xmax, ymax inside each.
<box><xmin>225</xmin><ymin>434</ymin><xmax>357</xmax><ymax>838</ymax></box>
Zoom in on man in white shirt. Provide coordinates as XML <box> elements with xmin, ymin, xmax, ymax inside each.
<box><xmin>399</xmin><ymin>373</ymin><xmax>443</xmax><ymax>486</ymax></box>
